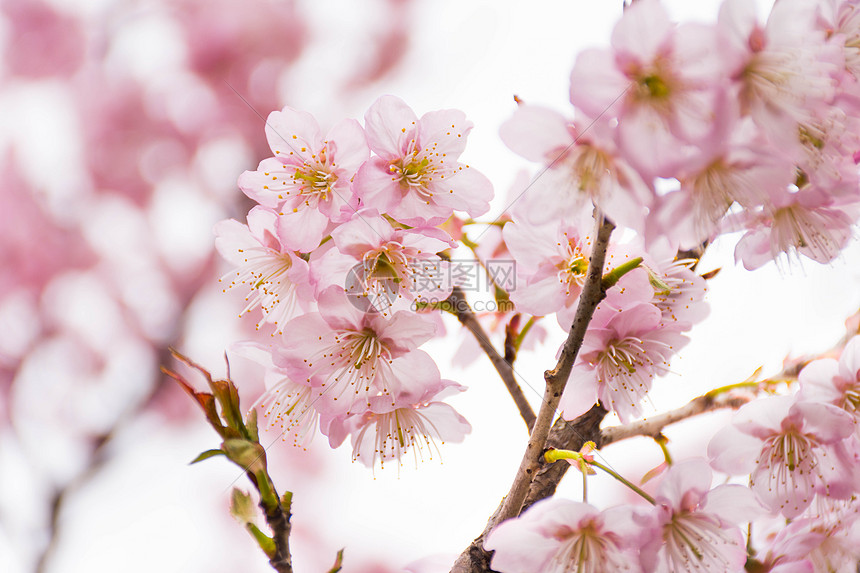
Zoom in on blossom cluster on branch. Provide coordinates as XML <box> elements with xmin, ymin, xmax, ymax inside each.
<box><xmin>204</xmin><ymin>0</ymin><xmax>860</xmax><ymax>571</ymax></box>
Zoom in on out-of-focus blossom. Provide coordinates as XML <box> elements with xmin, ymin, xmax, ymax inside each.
<box><xmin>499</xmin><ymin>104</ymin><xmax>651</xmax><ymax>232</ymax></box>
<box><xmin>571</xmin><ymin>0</ymin><xmax>728</xmax><ymax>179</ymax></box>
<box><xmin>733</xmin><ymin>186</ymin><xmax>857</xmax><ymax>270</ymax></box>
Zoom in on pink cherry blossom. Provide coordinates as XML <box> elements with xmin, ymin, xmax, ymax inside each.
<box><xmin>641</xmin><ymin>459</ymin><xmax>760</xmax><ymax>573</ymax></box>
<box><xmin>640</xmin><ymin>239</ymin><xmax>709</xmax><ymax>329</ymax></box>
<box><xmin>502</xmin><ymin>212</ymin><xmax>651</xmax><ymax>330</ymax></box>
<box><xmin>310</xmin><ymin>211</ymin><xmax>454</xmax><ymax>312</ymax></box>
<box><xmin>324</xmin><ymin>379</ymin><xmax>470</xmax><ymax>469</ymax></box>
<box><xmin>717</xmin><ymin>0</ymin><xmax>840</xmax><ymax>144</ymax></box>
<box><xmin>570</xmin><ymin>0</ymin><xmax>728</xmax><ymax>179</ymax></box>
<box><xmin>499</xmin><ymin>104</ymin><xmax>652</xmax><ymax>232</ymax></box>
<box><xmin>238</xmin><ymin>108</ymin><xmax>369</xmax><ymax>251</ymax></box>
<box><xmin>215</xmin><ymin>207</ymin><xmax>314</xmax><ymax>333</ymax></box>
<box><xmin>238</xmin><ymin>344</ymin><xmax>320</xmax><ymax>449</ymax></box>
<box><xmin>817</xmin><ymin>0</ymin><xmax>860</xmax><ymax>90</ymax></box>
<box><xmin>561</xmin><ymin>301</ymin><xmax>689</xmax><ymax>422</ymax></box>
<box><xmin>271</xmin><ymin>286</ymin><xmax>439</xmax><ymax>416</ymax></box>
<box><xmin>485</xmin><ymin>498</ymin><xmax>644</xmax><ymax>573</ymax></box>
<box><xmin>709</xmin><ymin>395</ymin><xmax>857</xmax><ymax>518</ymax></box>
<box><xmin>799</xmin><ymin>334</ymin><xmax>860</xmax><ymax>424</ymax></box>
<box><xmin>733</xmin><ymin>186</ymin><xmax>857</xmax><ymax>270</ymax></box>
<box><xmin>657</xmin><ymin>119</ymin><xmax>795</xmax><ymax>249</ymax></box>
<box><xmin>354</xmin><ymin>95</ymin><xmax>493</xmax><ymax>226</ymax></box>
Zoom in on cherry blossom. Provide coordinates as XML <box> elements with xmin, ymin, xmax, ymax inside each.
<box><xmin>354</xmin><ymin>95</ymin><xmax>493</xmax><ymax>226</ymax></box>
<box><xmin>310</xmin><ymin>211</ymin><xmax>454</xmax><ymax>312</ymax></box>
<box><xmin>709</xmin><ymin>395</ymin><xmax>857</xmax><ymax>518</ymax></box>
<box><xmin>570</xmin><ymin>0</ymin><xmax>728</xmax><ymax>179</ymax></box>
<box><xmin>270</xmin><ymin>286</ymin><xmax>440</xmax><ymax>416</ymax></box>
<box><xmin>717</xmin><ymin>0</ymin><xmax>840</xmax><ymax>144</ymax></box>
<box><xmin>499</xmin><ymin>104</ymin><xmax>651</xmax><ymax>232</ymax></box>
<box><xmin>324</xmin><ymin>379</ymin><xmax>471</xmax><ymax>469</ymax></box>
<box><xmin>798</xmin><ymin>334</ymin><xmax>860</xmax><ymax>424</ymax></box>
<box><xmin>733</xmin><ymin>186</ymin><xmax>857</xmax><ymax>270</ymax></box>
<box><xmin>485</xmin><ymin>498</ymin><xmax>644</xmax><ymax>573</ymax></box>
<box><xmin>640</xmin><ymin>459</ymin><xmax>759</xmax><ymax>573</ymax></box>
<box><xmin>214</xmin><ymin>206</ymin><xmax>314</xmax><ymax>333</ymax></box>
<box><xmin>238</xmin><ymin>108</ymin><xmax>369</xmax><ymax>251</ymax></box>
<box><xmin>561</xmin><ymin>301</ymin><xmax>688</xmax><ymax>422</ymax></box>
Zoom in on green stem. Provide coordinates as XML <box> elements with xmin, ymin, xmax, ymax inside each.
<box><xmin>588</xmin><ymin>459</ymin><xmax>656</xmax><ymax>505</ymax></box>
<box><xmin>602</xmin><ymin>257</ymin><xmax>643</xmax><ymax>290</ymax></box>
<box><xmin>655</xmin><ymin>434</ymin><xmax>672</xmax><ymax>465</ymax></box>
<box><xmin>545</xmin><ymin>449</ymin><xmax>655</xmax><ymax>505</ymax></box>
<box><xmin>247</xmin><ymin>523</ymin><xmax>276</xmax><ymax>558</ymax></box>
<box><xmin>704</xmin><ymin>380</ymin><xmax>760</xmax><ymax>399</ymax></box>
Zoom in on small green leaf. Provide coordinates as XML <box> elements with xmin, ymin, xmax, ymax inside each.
<box><xmin>247</xmin><ymin>523</ymin><xmax>276</xmax><ymax>558</ymax></box>
<box><xmin>230</xmin><ymin>488</ymin><xmax>257</xmax><ymax>524</ymax></box>
<box><xmin>245</xmin><ymin>408</ymin><xmax>259</xmax><ymax>442</ymax></box>
<box><xmin>190</xmin><ymin>449</ymin><xmax>225</xmax><ymax>464</ymax></box>
<box><xmin>222</xmin><ymin>438</ymin><xmax>266</xmax><ymax>474</ymax></box>
<box><xmin>281</xmin><ymin>490</ymin><xmax>293</xmax><ymax>514</ymax></box>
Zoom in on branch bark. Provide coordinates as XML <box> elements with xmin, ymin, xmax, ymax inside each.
<box><xmin>450</xmin><ymin>216</ymin><xmax>615</xmax><ymax>573</ymax></box>
<box><xmin>451</xmin><ymin>287</ymin><xmax>536</xmax><ymax>432</ymax></box>
<box><xmin>600</xmin><ymin>392</ymin><xmax>751</xmax><ymax>447</ymax></box>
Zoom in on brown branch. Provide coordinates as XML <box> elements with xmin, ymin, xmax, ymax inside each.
<box><xmin>600</xmin><ymin>392</ymin><xmax>752</xmax><ymax>447</ymax></box>
<box><xmin>451</xmin><ymin>287</ymin><xmax>536</xmax><ymax>432</ymax></box>
<box><xmin>450</xmin><ymin>216</ymin><xmax>615</xmax><ymax>573</ymax></box>
<box><xmin>263</xmin><ymin>495</ymin><xmax>293</xmax><ymax>573</ymax></box>
<box><xmin>521</xmin><ymin>404</ymin><xmax>608</xmax><ymax>511</ymax></box>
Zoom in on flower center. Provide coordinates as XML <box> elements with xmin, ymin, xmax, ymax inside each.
<box><xmin>391</xmin><ymin>154</ymin><xmax>433</xmax><ymax>187</ymax></box>
<box><xmin>558</xmin><ymin>235</ymin><xmax>589</xmax><ymax>289</ymax></box>
<box><xmin>342</xmin><ymin>328</ymin><xmax>386</xmax><ymax>369</ymax></box>
<box><xmin>292</xmin><ymin>166</ymin><xmax>337</xmax><ymax>203</ymax></box>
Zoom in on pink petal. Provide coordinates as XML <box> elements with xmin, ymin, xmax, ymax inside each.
<box><xmin>708</xmin><ymin>424</ymin><xmax>761</xmax><ymax>475</ymax></box>
<box><xmin>275</xmin><ymin>208</ymin><xmax>328</xmax><ymax>252</ymax></box>
<box><xmin>610</xmin><ymin>0</ymin><xmax>673</xmax><ymax>65</ymax></box>
<box><xmin>417</xmin><ymin>108</ymin><xmax>471</xmax><ymax>158</ymax></box>
<box><xmin>364</xmin><ymin>95</ymin><xmax>418</xmax><ymax>160</ymax></box>
<box><xmin>702</xmin><ymin>484</ymin><xmax>766</xmax><ymax>524</ymax></box>
<box><xmin>265</xmin><ymin>107</ymin><xmax>321</xmax><ymax>162</ymax></box>
<box><xmin>560</xmin><ymin>363</ymin><xmax>600</xmax><ymax>420</ymax></box>
<box><xmin>238</xmin><ymin>157</ymin><xmax>292</xmax><ymax>209</ymax></box>
<box><xmin>353</xmin><ymin>157</ymin><xmax>404</xmax><ymax>213</ymax></box>
<box><xmin>374</xmin><ymin>310</ymin><xmax>437</xmax><ymax>354</ymax></box>
<box><xmin>326</xmin><ymin>118</ymin><xmax>369</xmax><ymax>173</ymax></box>
<box><xmin>570</xmin><ymin>48</ymin><xmax>630</xmax><ymax>119</ymax></box>
<box><xmin>499</xmin><ymin>105</ymin><xmax>573</xmax><ymax>163</ymax></box>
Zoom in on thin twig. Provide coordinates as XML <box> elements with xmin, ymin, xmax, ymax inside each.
<box><xmin>451</xmin><ymin>287</ymin><xmax>536</xmax><ymax>432</ymax></box>
<box><xmin>600</xmin><ymin>392</ymin><xmax>752</xmax><ymax>446</ymax></box>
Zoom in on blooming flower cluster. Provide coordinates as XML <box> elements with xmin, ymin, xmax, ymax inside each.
<box><xmin>504</xmin><ymin>0</ymin><xmax>860</xmax><ymax>271</ymax></box>
<box><xmin>209</xmin><ymin>0</ymin><xmax>860</xmax><ymax>570</ymax></box>
<box><xmin>216</xmin><ymin>95</ymin><xmax>492</xmax><ymax>466</ymax></box>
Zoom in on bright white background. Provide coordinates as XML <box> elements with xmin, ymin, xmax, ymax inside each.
<box><xmin>5</xmin><ymin>0</ymin><xmax>860</xmax><ymax>572</ymax></box>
